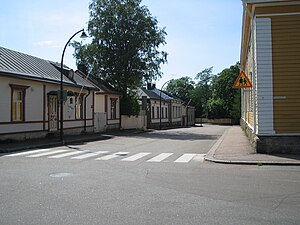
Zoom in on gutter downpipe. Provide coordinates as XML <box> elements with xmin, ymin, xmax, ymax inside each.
<box><xmin>242</xmin><ymin>0</ymin><xmax>257</xmax><ymax>135</ymax></box>
<box><xmin>84</xmin><ymin>89</ymin><xmax>91</xmax><ymax>132</ymax></box>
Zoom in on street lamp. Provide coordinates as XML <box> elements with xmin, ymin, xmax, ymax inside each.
<box><xmin>60</xmin><ymin>29</ymin><xmax>87</xmax><ymax>143</ymax></box>
<box><xmin>159</xmin><ymin>80</ymin><xmax>172</xmax><ymax>130</ymax></box>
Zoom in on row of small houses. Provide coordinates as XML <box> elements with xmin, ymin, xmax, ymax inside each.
<box><xmin>0</xmin><ymin>46</ymin><xmax>195</xmax><ymax>141</ymax></box>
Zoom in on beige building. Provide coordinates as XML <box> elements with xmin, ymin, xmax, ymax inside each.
<box><xmin>137</xmin><ymin>84</ymin><xmax>194</xmax><ymax>129</ymax></box>
<box><xmin>86</xmin><ymin>74</ymin><xmax>121</xmax><ymax>131</ymax></box>
<box><xmin>0</xmin><ymin>46</ymin><xmax>123</xmax><ymax>141</ymax></box>
<box><xmin>240</xmin><ymin>0</ymin><xmax>300</xmax><ymax>153</ymax></box>
<box><xmin>0</xmin><ymin>47</ymin><xmax>96</xmax><ymax>140</ymax></box>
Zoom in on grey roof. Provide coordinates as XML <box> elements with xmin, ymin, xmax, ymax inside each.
<box><xmin>141</xmin><ymin>88</ymin><xmax>179</xmax><ymax>101</ymax></box>
<box><xmin>152</xmin><ymin>88</ymin><xmax>175</xmax><ymax>101</ymax></box>
<box><xmin>0</xmin><ymin>46</ymin><xmax>95</xmax><ymax>89</ymax></box>
<box><xmin>141</xmin><ymin>88</ymin><xmax>160</xmax><ymax>100</ymax></box>
<box><xmin>85</xmin><ymin>73</ymin><xmax>122</xmax><ymax>95</ymax></box>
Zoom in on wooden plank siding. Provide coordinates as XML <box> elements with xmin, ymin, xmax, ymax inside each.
<box><xmin>271</xmin><ymin>15</ymin><xmax>300</xmax><ymax>133</ymax></box>
<box><xmin>247</xmin><ymin>112</ymin><xmax>254</xmax><ymax>128</ymax></box>
<box><xmin>255</xmin><ymin>4</ymin><xmax>300</xmax><ymax>15</ymax></box>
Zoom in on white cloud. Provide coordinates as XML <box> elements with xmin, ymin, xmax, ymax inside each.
<box><xmin>35</xmin><ymin>40</ymin><xmax>55</xmax><ymax>46</ymax></box>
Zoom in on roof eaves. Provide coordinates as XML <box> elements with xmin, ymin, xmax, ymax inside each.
<box><xmin>0</xmin><ymin>70</ymin><xmax>93</xmax><ymax>89</ymax></box>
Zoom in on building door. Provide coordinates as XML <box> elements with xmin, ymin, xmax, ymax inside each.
<box><xmin>48</xmin><ymin>95</ymin><xmax>58</xmax><ymax>131</ymax></box>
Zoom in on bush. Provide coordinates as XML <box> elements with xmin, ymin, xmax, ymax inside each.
<box><xmin>120</xmin><ymin>92</ymin><xmax>140</xmax><ymax>116</ymax></box>
<box><xmin>207</xmin><ymin>98</ymin><xmax>227</xmax><ymax>119</ymax></box>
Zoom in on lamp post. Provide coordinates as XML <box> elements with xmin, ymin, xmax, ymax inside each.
<box><xmin>159</xmin><ymin>80</ymin><xmax>172</xmax><ymax>130</ymax></box>
<box><xmin>60</xmin><ymin>29</ymin><xmax>87</xmax><ymax>143</ymax></box>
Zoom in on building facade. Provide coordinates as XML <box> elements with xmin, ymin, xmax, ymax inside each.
<box><xmin>0</xmin><ymin>47</ymin><xmax>96</xmax><ymax>140</ymax></box>
<box><xmin>86</xmin><ymin>74</ymin><xmax>122</xmax><ymax>131</ymax></box>
<box><xmin>240</xmin><ymin>0</ymin><xmax>300</xmax><ymax>153</ymax></box>
<box><xmin>137</xmin><ymin>84</ymin><xmax>194</xmax><ymax>129</ymax></box>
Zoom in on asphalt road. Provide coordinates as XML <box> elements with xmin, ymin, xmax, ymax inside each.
<box><xmin>1</xmin><ymin>125</ymin><xmax>299</xmax><ymax>225</ymax></box>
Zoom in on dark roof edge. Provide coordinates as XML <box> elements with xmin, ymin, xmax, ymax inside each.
<box><xmin>77</xmin><ymin>71</ymin><xmax>122</xmax><ymax>95</ymax></box>
<box><xmin>0</xmin><ymin>71</ymin><xmax>95</xmax><ymax>90</ymax></box>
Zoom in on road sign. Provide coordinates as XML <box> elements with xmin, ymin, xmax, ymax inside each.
<box><xmin>233</xmin><ymin>71</ymin><xmax>252</xmax><ymax>88</ymax></box>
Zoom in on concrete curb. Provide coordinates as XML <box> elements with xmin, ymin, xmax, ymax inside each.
<box><xmin>204</xmin><ymin>128</ymin><xmax>227</xmax><ymax>161</ymax></box>
<box><xmin>205</xmin><ymin>156</ymin><xmax>300</xmax><ymax>166</ymax></box>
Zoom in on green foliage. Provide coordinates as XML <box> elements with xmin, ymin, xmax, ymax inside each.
<box><xmin>189</xmin><ymin>85</ymin><xmax>205</xmax><ymax>118</ymax></box>
<box><xmin>166</xmin><ymin>77</ymin><xmax>195</xmax><ymax>103</ymax></box>
<box><xmin>209</xmin><ymin>63</ymin><xmax>240</xmax><ymax>119</ymax></box>
<box><xmin>72</xmin><ymin>0</ymin><xmax>167</xmax><ymax>115</ymax></box>
<box><xmin>165</xmin><ymin>64</ymin><xmax>241</xmax><ymax>119</ymax></box>
<box><xmin>195</xmin><ymin>66</ymin><xmax>214</xmax><ymax>85</ymax></box>
<box><xmin>207</xmin><ymin>98</ymin><xmax>227</xmax><ymax>119</ymax></box>
<box><xmin>120</xmin><ymin>91</ymin><xmax>140</xmax><ymax>116</ymax></box>
<box><xmin>194</xmin><ymin>67</ymin><xmax>214</xmax><ymax>117</ymax></box>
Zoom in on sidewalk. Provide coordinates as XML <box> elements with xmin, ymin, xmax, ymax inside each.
<box><xmin>205</xmin><ymin>126</ymin><xmax>300</xmax><ymax>165</ymax></box>
<box><xmin>0</xmin><ymin>133</ymin><xmax>111</xmax><ymax>153</ymax></box>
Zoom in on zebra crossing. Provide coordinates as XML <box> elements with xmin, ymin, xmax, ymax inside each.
<box><xmin>3</xmin><ymin>148</ymin><xmax>206</xmax><ymax>164</ymax></box>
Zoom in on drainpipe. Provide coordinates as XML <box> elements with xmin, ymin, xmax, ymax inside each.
<box><xmin>84</xmin><ymin>89</ymin><xmax>91</xmax><ymax>132</ymax></box>
<box><xmin>242</xmin><ymin>0</ymin><xmax>257</xmax><ymax>135</ymax></box>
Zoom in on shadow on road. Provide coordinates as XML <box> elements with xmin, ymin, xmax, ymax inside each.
<box><xmin>139</xmin><ymin>132</ymin><xmax>220</xmax><ymax>141</ymax></box>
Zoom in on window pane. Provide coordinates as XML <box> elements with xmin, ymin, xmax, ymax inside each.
<box><xmin>76</xmin><ymin>96</ymin><xmax>83</xmax><ymax>119</ymax></box>
<box><xmin>12</xmin><ymin>89</ymin><xmax>23</xmax><ymax>121</ymax></box>
<box><xmin>111</xmin><ymin>98</ymin><xmax>117</xmax><ymax>119</ymax></box>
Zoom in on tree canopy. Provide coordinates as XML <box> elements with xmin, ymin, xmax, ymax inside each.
<box><xmin>165</xmin><ymin>77</ymin><xmax>195</xmax><ymax>103</ymax></box>
<box><xmin>208</xmin><ymin>63</ymin><xmax>240</xmax><ymax>119</ymax></box>
<box><xmin>72</xmin><ymin>0</ymin><xmax>167</xmax><ymax>114</ymax></box>
<box><xmin>166</xmin><ymin>63</ymin><xmax>241</xmax><ymax>120</ymax></box>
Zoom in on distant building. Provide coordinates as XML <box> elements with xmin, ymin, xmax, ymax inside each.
<box><xmin>84</xmin><ymin>73</ymin><xmax>122</xmax><ymax>131</ymax></box>
<box><xmin>182</xmin><ymin>103</ymin><xmax>195</xmax><ymax>127</ymax></box>
<box><xmin>137</xmin><ymin>83</ymin><xmax>195</xmax><ymax>129</ymax></box>
<box><xmin>240</xmin><ymin>0</ymin><xmax>300</xmax><ymax>153</ymax></box>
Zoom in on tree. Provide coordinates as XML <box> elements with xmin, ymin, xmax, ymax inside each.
<box><xmin>166</xmin><ymin>77</ymin><xmax>195</xmax><ymax>103</ymax></box>
<box><xmin>194</xmin><ymin>67</ymin><xmax>214</xmax><ymax>118</ymax></box>
<box><xmin>208</xmin><ymin>63</ymin><xmax>240</xmax><ymax>119</ymax></box>
<box><xmin>72</xmin><ymin>0</ymin><xmax>167</xmax><ymax>115</ymax></box>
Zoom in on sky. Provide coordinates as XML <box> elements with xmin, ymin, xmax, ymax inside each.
<box><xmin>0</xmin><ymin>0</ymin><xmax>243</xmax><ymax>88</ymax></box>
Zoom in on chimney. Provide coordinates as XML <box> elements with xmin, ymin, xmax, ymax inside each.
<box><xmin>147</xmin><ymin>83</ymin><xmax>156</xmax><ymax>90</ymax></box>
<box><xmin>147</xmin><ymin>83</ymin><xmax>152</xmax><ymax>90</ymax></box>
<box><xmin>68</xmin><ymin>69</ymin><xmax>74</xmax><ymax>79</ymax></box>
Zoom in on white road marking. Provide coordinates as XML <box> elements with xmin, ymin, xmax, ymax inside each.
<box><xmin>71</xmin><ymin>151</ymin><xmax>108</xmax><ymax>159</ymax></box>
<box><xmin>4</xmin><ymin>147</ymin><xmax>207</xmax><ymax>164</ymax></box>
<box><xmin>48</xmin><ymin>150</ymin><xmax>88</xmax><ymax>159</ymax></box>
<box><xmin>147</xmin><ymin>153</ymin><xmax>173</xmax><ymax>162</ymax></box>
<box><xmin>174</xmin><ymin>154</ymin><xmax>197</xmax><ymax>163</ymax></box>
<box><xmin>27</xmin><ymin>150</ymin><xmax>70</xmax><ymax>158</ymax></box>
<box><xmin>95</xmin><ymin>152</ymin><xmax>130</xmax><ymax>161</ymax></box>
<box><xmin>192</xmin><ymin>154</ymin><xmax>206</xmax><ymax>162</ymax></box>
<box><xmin>4</xmin><ymin>149</ymin><xmax>52</xmax><ymax>157</ymax></box>
<box><xmin>121</xmin><ymin>152</ymin><xmax>151</xmax><ymax>161</ymax></box>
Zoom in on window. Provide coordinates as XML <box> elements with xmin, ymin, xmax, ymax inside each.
<box><xmin>162</xmin><ymin>108</ymin><xmax>164</xmax><ymax>118</ymax></box>
<box><xmin>10</xmin><ymin>84</ymin><xmax>28</xmax><ymax>122</ymax></box>
<box><xmin>12</xmin><ymin>90</ymin><xmax>24</xmax><ymax>121</ymax></box>
<box><xmin>156</xmin><ymin>107</ymin><xmax>159</xmax><ymax>119</ymax></box>
<box><xmin>111</xmin><ymin>98</ymin><xmax>117</xmax><ymax>119</ymax></box>
<box><xmin>165</xmin><ymin>107</ymin><xmax>168</xmax><ymax>118</ymax></box>
<box><xmin>76</xmin><ymin>95</ymin><xmax>83</xmax><ymax>119</ymax></box>
<box><xmin>152</xmin><ymin>106</ymin><xmax>155</xmax><ymax>119</ymax></box>
<box><xmin>172</xmin><ymin>106</ymin><xmax>175</xmax><ymax>118</ymax></box>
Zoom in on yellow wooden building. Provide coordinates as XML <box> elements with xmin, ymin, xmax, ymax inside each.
<box><xmin>240</xmin><ymin>0</ymin><xmax>300</xmax><ymax>153</ymax></box>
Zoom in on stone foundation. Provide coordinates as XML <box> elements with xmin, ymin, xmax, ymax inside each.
<box><xmin>241</xmin><ymin>119</ymin><xmax>300</xmax><ymax>154</ymax></box>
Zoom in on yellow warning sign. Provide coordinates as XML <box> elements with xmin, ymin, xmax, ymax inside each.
<box><xmin>233</xmin><ymin>71</ymin><xmax>252</xmax><ymax>88</ymax></box>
